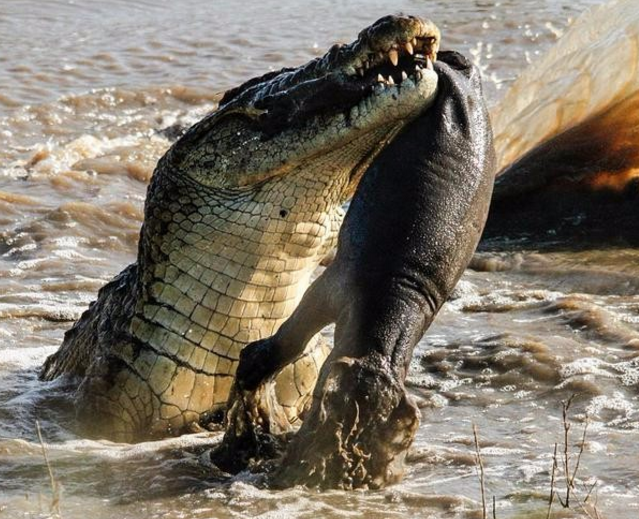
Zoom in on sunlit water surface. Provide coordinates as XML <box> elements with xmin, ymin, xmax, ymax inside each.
<box><xmin>2</xmin><ymin>1</ymin><xmax>637</xmax><ymax>518</ymax></box>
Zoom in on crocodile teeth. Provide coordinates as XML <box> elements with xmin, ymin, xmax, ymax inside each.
<box><xmin>357</xmin><ymin>68</ymin><xmax>364</xmax><ymax>77</ymax></box>
<box><xmin>405</xmin><ymin>42</ymin><xmax>414</xmax><ymax>55</ymax></box>
<box><xmin>412</xmin><ymin>38</ymin><xmax>418</xmax><ymax>47</ymax></box>
<box><xmin>388</xmin><ymin>49</ymin><xmax>399</xmax><ymax>66</ymax></box>
<box><xmin>401</xmin><ymin>71</ymin><xmax>408</xmax><ymax>81</ymax></box>
<box><xmin>377</xmin><ymin>73</ymin><xmax>385</xmax><ymax>83</ymax></box>
<box><xmin>426</xmin><ymin>57</ymin><xmax>434</xmax><ymax>70</ymax></box>
<box><xmin>387</xmin><ymin>75</ymin><xmax>395</xmax><ymax>85</ymax></box>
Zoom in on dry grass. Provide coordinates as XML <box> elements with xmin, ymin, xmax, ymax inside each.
<box><xmin>472</xmin><ymin>395</ymin><xmax>605</xmax><ymax>519</ymax></box>
<box><xmin>547</xmin><ymin>396</ymin><xmax>601</xmax><ymax>519</ymax></box>
<box><xmin>472</xmin><ymin>423</ymin><xmax>489</xmax><ymax>519</ymax></box>
<box><xmin>35</xmin><ymin>420</ymin><xmax>62</xmax><ymax>518</ymax></box>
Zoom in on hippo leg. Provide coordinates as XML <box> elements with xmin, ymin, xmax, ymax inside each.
<box><xmin>212</xmin><ymin>269</ymin><xmax>339</xmax><ymax>472</ymax></box>
<box><xmin>271</xmin><ymin>292</ymin><xmax>423</xmax><ymax>490</ymax></box>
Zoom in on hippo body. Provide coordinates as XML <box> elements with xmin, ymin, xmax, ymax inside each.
<box><xmin>219</xmin><ymin>51</ymin><xmax>496</xmax><ymax>489</ymax></box>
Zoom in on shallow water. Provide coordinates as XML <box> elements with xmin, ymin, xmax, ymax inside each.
<box><xmin>1</xmin><ymin>0</ymin><xmax>637</xmax><ymax>518</ymax></box>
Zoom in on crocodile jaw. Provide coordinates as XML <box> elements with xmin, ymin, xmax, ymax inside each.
<box><xmin>169</xmin><ymin>15</ymin><xmax>440</xmax><ymax>189</ymax></box>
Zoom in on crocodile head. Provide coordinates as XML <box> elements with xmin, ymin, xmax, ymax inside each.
<box><xmin>166</xmin><ymin>15</ymin><xmax>440</xmax><ymax>192</ymax></box>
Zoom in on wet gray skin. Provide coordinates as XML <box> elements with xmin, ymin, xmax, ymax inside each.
<box><xmin>218</xmin><ymin>51</ymin><xmax>497</xmax><ymax>489</ymax></box>
<box><xmin>38</xmin><ymin>15</ymin><xmax>441</xmax><ymax>442</ymax></box>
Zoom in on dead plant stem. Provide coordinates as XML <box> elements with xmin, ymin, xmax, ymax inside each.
<box><xmin>473</xmin><ymin>423</ymin><xmax>488</xmax><ymax>519</ymax></box>
<box><xmin>35</xmin><ymin>420</ymin><xmax>61</xmax><ymax>517</ymax></box>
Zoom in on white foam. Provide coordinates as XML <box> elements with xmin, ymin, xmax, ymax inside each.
<box><xmin>586</xmin><ymin>391</ymin><xmax>636</xmax><ymax>423</ymax></box>
<box><xmin>5</xmin><ymin>431</ymin><xmax>224</xmax><ymax>460</ymax></box>
<box><xmin>50</xmin><ymin>236</ymin><xmax>88</xmax><ymax>248</ymax></box>
<box><xmin>560</xmin><ymin>357</ymin><xmax>613</xmax><ymax>379</ymax></box>
<box><xmin>519</xmin><ymin>459</ymin><xmax>549</xmax><ymax>482</ymax></box>
<box><xmin>586</xmin><ymin>440</ymin><xmax>608</xmax><ymax>453</ymax></box>
<box><xmin>51</xmin><ymin>248</ymin><xmax>88</xmax><ymax>260</ymax></box>
<box><xmin>0</xmin><ymin>346</ymin><xmax>57</xmax><ymax>368</ymax></box>
<box><xmin>0</xmin><ymin>301</ymin><xmax>83</xmax><ymax>322</ymax></box>
<box><xmin>616</xmin><ymin>359</ymin><xmax>639</xmax><ymax>386</ymax></box>
<box><xmin>429</xmin><ymin>394</ymin><xmax>449</xmax><ymax>409</ymax></box>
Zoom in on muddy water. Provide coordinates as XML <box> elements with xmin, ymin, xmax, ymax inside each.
<box><xmin>1</xmin><ymin>0</ymin><xmax>636</xmax><ymax>518</ymax></box>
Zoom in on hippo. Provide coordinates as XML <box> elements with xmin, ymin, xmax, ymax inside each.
<box><xmin>216</xmin><ymin>50</ymin><xmax>496</xmax><ymax>489</ymax></box>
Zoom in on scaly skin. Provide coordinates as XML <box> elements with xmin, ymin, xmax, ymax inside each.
<box><xmin>40</xmin><ymin>15</ymin><xmax>441</xmax><ymax>442</ymax></box>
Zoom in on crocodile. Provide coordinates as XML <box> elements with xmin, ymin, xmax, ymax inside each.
<box><xmin>39</xmin><ymin>15</ymin><xmax>441</xmax><ymax>442</ymax></box>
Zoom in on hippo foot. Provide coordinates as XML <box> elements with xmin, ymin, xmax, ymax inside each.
<box><xmin>271</xmin><ymin>356</ymin><xmax>420</xmax><ymax>490</ymax></box>
<box><xmin>211</xmin><ymin>380</ymin><xmax>292</xmax><ymax>474</ymax></box>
